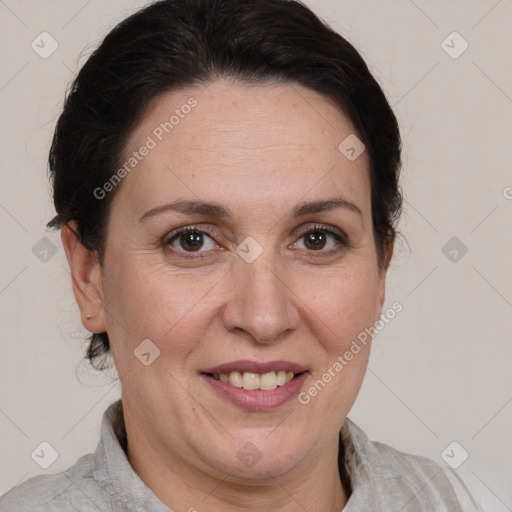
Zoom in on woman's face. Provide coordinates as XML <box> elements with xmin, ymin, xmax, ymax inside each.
<box><xmin>91</xmin><ymin>80</ymin><xmax>390</xmax><ymax>480</ymax></box>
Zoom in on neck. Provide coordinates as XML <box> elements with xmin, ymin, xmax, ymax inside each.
<box><xmin>123</xmin><ymin>412</ymin><xmax>349</xmax><ymax>512</ymax></box>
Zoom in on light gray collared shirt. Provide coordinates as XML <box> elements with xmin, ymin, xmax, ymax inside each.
<box><xmin>0</xmin><ymin>400</ymin><xmax>481</xmax><ymax>511</ymax></box>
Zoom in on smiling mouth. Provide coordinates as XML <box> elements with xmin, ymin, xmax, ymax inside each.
<box><xmin>202</xmin><ymin>370</ymin><xmax>304</xmax><ymax>391</ymax></box>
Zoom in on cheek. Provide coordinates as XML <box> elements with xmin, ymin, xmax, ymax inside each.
<box><xmin>102</xmin><ymin>245</ymin><xmax>381</xmax><ymax>368</ymax></box>
<box><xmin>294</xmin><ymin>267</ymin><xmax>379</xmax><ymax>425</ymax></box>
<box><xmin>102</xmin><ymin>254</ymin><xmax>220</xmax><ymax>355</ymax></box>
<box><xmin>301</xmin><ymin>265</ymin><xmax>381</xmax><ymax>348</ymax></box>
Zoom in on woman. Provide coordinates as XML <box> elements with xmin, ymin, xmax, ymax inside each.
<box><xmin>0</xmin><ymin>0</ymin><xmax>481</xmax><ymax>510</ymax></box>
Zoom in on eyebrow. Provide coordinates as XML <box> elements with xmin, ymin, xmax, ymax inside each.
<box><xmin>138</xmin><ymin>196</ymin><xmax>362</xmax><ymax>223</ymax></box>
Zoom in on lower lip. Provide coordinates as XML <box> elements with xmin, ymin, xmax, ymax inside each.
<box><xmin>201</xmin><ymin>373</ymin><xmax>309</xmax><ymax>411</ymax></box>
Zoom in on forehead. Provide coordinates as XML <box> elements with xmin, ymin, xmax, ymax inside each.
<box><xmin>113</xmin><ymin>79</ymin><xmax>370</xmax><ymax>217</ymax></box>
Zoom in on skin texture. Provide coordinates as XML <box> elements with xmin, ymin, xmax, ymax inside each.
<box><xmin>62</xmin><ymin>79</ymin><xmax>393</xmax><ymax>511</ymax></box>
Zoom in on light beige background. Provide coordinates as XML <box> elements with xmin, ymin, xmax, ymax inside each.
<box><xmin>1</xmin><ymin>0</ymin><xmax>511</xmax><ymax>509</ymax></box>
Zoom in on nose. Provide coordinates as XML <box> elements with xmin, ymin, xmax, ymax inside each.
<box><xmin>221</xmin><ymin>254</ymin><xmax>300</xmax><ymax>345</ymax></box>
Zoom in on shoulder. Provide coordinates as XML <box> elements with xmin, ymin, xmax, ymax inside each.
<box><xmin>342</xmin><ymin>418</ymin><xmax>482</xmax><ymax>511</ymax></box>
<box><xmin>371</xmin><ymin>437</ymin><xmax>478</xmax><ymax>502</ymax></box>
<box><xmin>0</xmin><ymin>453</ymin><xmax>110</xmax><ymax>512</ymax></box>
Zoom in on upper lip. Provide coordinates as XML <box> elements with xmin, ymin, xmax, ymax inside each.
<box><xmin>201</xmin><ymin>360</ymin><xmax>308</xmax><ymax>375</ymax></box>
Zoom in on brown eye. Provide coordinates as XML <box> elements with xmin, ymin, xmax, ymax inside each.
<box><xmin>294</xmin><ymin>224</ymin><xmax>349</xmax><ymax>257</ymax></box>
<box><xmin>167</xmin><ymin>228</ymin><xmax>217</xmax><ymax>254</ymax></box>
<box><xmin>303</xmin><ymin>230</ymin><xmax>328</xmax><ymax>251</ymax></box>
<box><xmin>178</xmin><ymin>231</ymin><xmax>204</xmax><ymax>252</ymax></box>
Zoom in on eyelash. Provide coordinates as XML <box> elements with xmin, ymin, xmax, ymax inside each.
<box><xmin>164</xmin><ymin>224</ymin><xmax>350</xmax><ymax>260</ymax></box>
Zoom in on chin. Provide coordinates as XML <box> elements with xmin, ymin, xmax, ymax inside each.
<box><xmin>197</xmin><ymin>428</ymin><xmax>308</xmax><ymax>482</ymax></box>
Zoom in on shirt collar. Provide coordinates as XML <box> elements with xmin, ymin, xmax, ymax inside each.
<box><xmin>91</xmin><ymin>399</ymin><xmax>446</xmax><ymax>511</ymax></box>
<box><xmin>92</xmin><ymin>400</ymin><xmax>171</xmax><ymax>511</ymax></box>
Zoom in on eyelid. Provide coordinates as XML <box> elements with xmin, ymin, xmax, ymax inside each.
<box><xmin>164</xmin><ymin>224</ymin><xmax>227</xmax><ymax>259</ymax></box>
<box><xmin>294</xmin><ymin>223</ymin><xmax>347</xmax><ymax>242</ymax></box>
<box><xmin>292</xmin><ymin>223</ymin><xmax>351</xmax><ymax>256</ymax></box>
<box><xmin>164</xmin><ymin>222</ymin><xmax>350</xmax><ymax>258</ymax></box>
<box><xmin>165</xmin><ymin>224</ymin><xmax>221</xmax><ymax>243</ymax></box>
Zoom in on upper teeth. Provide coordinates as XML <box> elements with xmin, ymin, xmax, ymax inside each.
<box><xmin>212</xmin><ymin>370</ymin><xmax>295</xmax><ymax>390</ymax></box>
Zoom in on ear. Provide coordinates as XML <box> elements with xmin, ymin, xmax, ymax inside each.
<box><xmin>61</xmin><ymin>221</ymin><xmax>106</xmax><ymax>334</ymax></box>
<box><xmin>376</xmin><ymin>236</ymin><xmax>395</xmax><ymax>315</ymax></box>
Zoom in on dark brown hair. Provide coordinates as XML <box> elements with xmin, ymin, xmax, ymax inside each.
<box><xmin>47</xmin><ymin>0</ymin><xmax>402</xmax><ymax>369</ymax></box>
